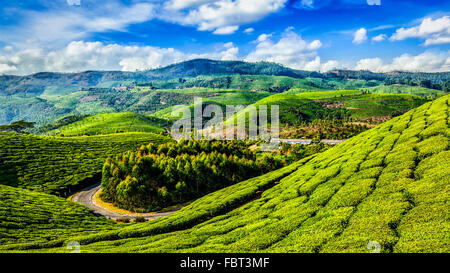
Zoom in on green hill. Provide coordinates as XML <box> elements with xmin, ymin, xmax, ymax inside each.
<box><xmin>361</xmin><ymin>84</ymin><xmax>444</xmax><ymax>98</ymax></box>
<box><xmin>0</xmin><ymin>132</ymin><xmax>172</xmax><ymax>195</ymax></box>
<box><xmin>317</xmin><ymin>92</ymin><xmax>429</xmax><ymax>119</ymax></box>
<box><xmin>3</xmin><ymin>94</ymin><xmax>448</xmax><ymax>253</ymax></box>
<box><xmin>43</xmin><ymin>112</ymin><xmax>168</xmax><ymax>136</ymax></box>
<box><xmin>1</xmin><ymin>59</ymin><xmax>448</xmax><ymax>127</ymax></box>
<box><xmin>0</xmin><ymin>184</ymin><xmax>120</xmax><ymax>247</ymax></box>
<box><xmin>224</xmin><ymin>91</ymin><xmax>429</xmax><ymax>128</ymax></box>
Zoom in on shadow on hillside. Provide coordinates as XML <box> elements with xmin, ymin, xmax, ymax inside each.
<box><xmin>59</xmin><ymin>172</ymin><xmax>102</xmax><ymax>198</ymax></box>
<box><xmin>0</xmin><ymin>159</ymin><xmax>19</xmax><ymax>188</ymax></box>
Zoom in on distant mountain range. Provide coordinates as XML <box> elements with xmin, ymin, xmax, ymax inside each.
<box><xmin>1</xmin><ymin>59</ymin><xmax>449</xmax><ymax>95</ymax></box>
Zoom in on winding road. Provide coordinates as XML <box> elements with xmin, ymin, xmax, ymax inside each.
<box><xmin>72</xmin><ymin>183</ymin><xmax>178</xmax><ymax>220</ymax></box>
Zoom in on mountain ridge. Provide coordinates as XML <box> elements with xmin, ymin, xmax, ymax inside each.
<box><xmin>1</xmin><ymin>59</ymin><xmax>449</xmax><ymax>95</ymax></box>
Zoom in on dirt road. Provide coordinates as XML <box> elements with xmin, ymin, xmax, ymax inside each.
<box><xmin>72</xmin><ymin>184</ymin><xmax>177</xmax><ymax>220</ymax></box>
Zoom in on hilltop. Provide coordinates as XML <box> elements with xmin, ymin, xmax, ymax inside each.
<box><xmin>42</xmin><ymin>112</ymin><xmax>168</xmax><ymax>136</ymax></box>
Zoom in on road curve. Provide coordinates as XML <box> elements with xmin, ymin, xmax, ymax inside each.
<box><xmin>72</xmin><ymin>183</ymin><xmax>178</xmax><ymax>220</ymax></box>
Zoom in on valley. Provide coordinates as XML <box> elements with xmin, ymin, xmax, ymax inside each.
<box><xmin>0</xmin><ymin>59</ymin><xmax>448</xmax><ymax>253</ymax></box>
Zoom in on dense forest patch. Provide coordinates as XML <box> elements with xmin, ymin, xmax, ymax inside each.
<box><xmin>100</xmin><ymin>140</ymin><xmax>287</xmax><ymax>211</ymax></box>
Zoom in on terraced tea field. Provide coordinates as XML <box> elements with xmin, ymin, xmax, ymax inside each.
<box><xmin>0</xmin><ymin>132</ymin><xmax>172</xmax><ymax>195</ymax></box>
<box><xmin>43</xmin><ymin>112</ymin><xmax>168</xmax><ymax>136</ymax></box>
<box><xmin>0</xmin><ymin>185</ymin><xmax>120</xmax><ymax>246</ymax></box>
<box><xmin>2</xmin><ymin>94</ymin><xmax>447</xmax><ymax>253</ymax></box>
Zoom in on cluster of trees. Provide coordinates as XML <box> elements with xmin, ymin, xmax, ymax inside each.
<box><xmin>100</xmin><ymin>139</ymin><xmax>285</xmax><ymax>211</ymax></box>
<box><xmin>32</xmin><ymin>114</ymin><xmax>89</xmax><ymax>134</ymax></box>
<box><xmin>384</xmin><ymin>78</ymin><xmax>450</xmax><ymax>91</ymax></box>
<box><xmin>279</xmin><ymin>142</ymin><xmax>329</xmax><ymax>162</ymax></box>
<box><xmin>281</xmin><ymin>119</ymin><xmax>369</xmax><ymax>140</ymax></box>
<box><xmin>0</xmin><ymin>120</ymin><xmax>35</xmax><ymax>133</ymax></box>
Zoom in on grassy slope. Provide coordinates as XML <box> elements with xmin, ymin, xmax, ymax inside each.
<box><xmin>0</xmin><ymin>132</ymin><xmax>172</xmax><ymax>195</ymax></box>
<box><xmin>294</xmin><ymin>90</ymin><xmax>430</xmax><ymax>118</ymax></box>
<box><xmin>0</xmin><ymin>185</ymin><xmax>120</xmax><ymax>246</ymax></box>
<box><xmin>224</xmin><ymin>90</ymin><xmax>429</xmax><ymax>126</ymax></box>
<box><xmin>361</xmin><ymin>84</ymin><xmax>444</xmax><ymax>97</ymax></box>
<box><xmin>150</xmin><ymin>89</ymin><xmax>272</xmax><ymax>122</ymax></box>
<box><xmin>44</xmin><ymin>112</ymin><xmax>168</xmax><ymax>136</ymax></box>
<box><xmin>325</xmin><ymin>93</ymin><xmax>429</xmax><ymax>118</ymax></box>
<box><xmin>4</xmin><ymin>95</ymin><xmax>448</xmax><ymax>253</ymax></box>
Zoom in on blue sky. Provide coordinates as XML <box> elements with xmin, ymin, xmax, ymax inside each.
<box><xmin>0</xmin><ymin>0</ymin><xmax>449</xmax><ymax>75</ymax></box>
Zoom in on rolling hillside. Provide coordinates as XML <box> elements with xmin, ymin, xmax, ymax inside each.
<box><xmin>2</xmin><ymin>94</ymin><xmax>448</xmax><ymax>253</ymax></box>
<box><xmin>0</xmin><ymin>132</ymin><xmax>172</xmax><ymax>195</ymax></box>
<box><xmin>0</xmin><ymin>184</ymin><xmax>120</xmax><ymax>246</ymax></box>
<box><xmin>43</xmin><ymin>112</ymin><xmax>168</xmax><ymax>136</ymax></box>
<box><xmin>361</xmin><ymin>84</ymin><xmax>444</xmax><ymax>97</ymax></box>
<box><xmin>1</xmin><ymin>59</ymin><xmax>448</xmax><ymax>126</ymax></box>
<box><xmin>0</xmin><ymin>59</ymin><xmax>315</xmax><ymax>96</ymax></box>
<box><xmin>224</xmin><ymin>91</ymin><xmax>429</xmax><ymax>130</ymax></box>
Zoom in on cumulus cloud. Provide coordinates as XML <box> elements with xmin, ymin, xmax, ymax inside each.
<box><xmin>162</xmin><ymin>0</ymin><xmax>288</xmax><ymax>34</ymax></box>
<box><xmin>353</xmin><ymin>28</ymin><xmax>368</xmax><ymax>44</ymax></box>
<box><xmin>257</xmin><ymin>34</ymin><xmax>272</xmax><ymax>42</ymax></box>
<box><xmin>0</xmin><ymin>1</ymin><xmax>156</xmax><ymax>48</ymax></box>
<box><xmin>0</xmin><ymin>41</ymin><xmax>240</xmax><ymax>75</ymax></box>
<box><xmin>244</xmin><ymin>28</ymin><xmax>255</xmax><ymax>34</ymax></box>
<box><xmin>391</xmin><ymin>16</ymin><xmax>450</xmax><ymax>46</ymax></box>
<box><xmin>164</xmin><ymin>0</ymin><xmax>212</xmax><ymax>10</ymax></box>
<box><xmin>355</xmin><ymin>51</ymin><xmax>450</xmax><ymax>72</ymax></box>
<box><xmin>213</xmin><ymin>25</ymin><xmax>239</xmax><ymax>35</ymax></box>
<box><xmin>1</xmin><ymin>0</ymin><xmax>288</xmax><ymax>49</ymax></box>
<box><xmin>372</xmin><ymin>34</ymin><xmax>387</xmax><ymax>42</ymax></box>
<box><xmin>303</xmin><ymin>56</ymin><xmax>339</xmax><ymax>72</ymax></box>
<box><xmin>245</xmin><ymin>30</ymin><xmax>337</xmax><ymax>71</ymax></box>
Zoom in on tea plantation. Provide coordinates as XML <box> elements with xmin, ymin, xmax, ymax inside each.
<box><xmin>43</xmin><ymin>112</ymin><xmax>168</xmax><ymax>136</ymax></box>
<box><xmin>0</xmin><ymin>184</ymin><xmax>120</xmax><ymax>246</ymax></box>
<box><xmin>0</xmin><ymin>132</ymin><xmax>172</xmax><ymax>195</ymax></box>
<box><xmin>3</xmin><ymin>94</ymin><xmax>447</xmax><ymax>253</ymax></box>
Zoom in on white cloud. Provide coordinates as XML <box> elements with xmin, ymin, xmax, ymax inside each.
<box><xmin>303</xmin><ymin>56</ymin><xmax>339</xmax><ymax>72</ymax></box>
<box><xmin>190</xmin><ymin>42</ymin><xmax>239</xmax><ymax>61</ymax></box>
<box><xmin>244</xmin><ymin>28</ymin><xmax>255</xmax><ymax>34</ymax></box>
<box><xmin>257</xmin><ymin>34</ymin><xmax>272</xmax><ymax>42</ymax></box>
<box><xmin>245</xmin><ymin>30</ymin><xmax>337</xmax><ymax>71</ymax></box>
<box><xmin>213</xmin><ymin>25</ymin><xmax>239</xmax><ymax>35</ymax></box>
<box><xmin>372</xmin><ymin>34</ymin><xmax>386</xmax><ymax>42</ymax></box>
<box><xmin>162</xmin><ymin>0</ymin><xmax>288</xmax><ymax>35</ymax></box>
<box><xmin>366</xmin><ymin>0</ymin><xmax>380</xmax><ymax>6</ymax></box>
<box><xmin>67</xmin><ymin>0</ymin><xmax>81</xmax><ymax>6</ymax></box>
<box><xmin>164</xmin><ymin>0</ymin><xmax>212</xmax><ymax>10</ymax></box>
<box><xmin>0</xmin><ymin>41</ymin><xmax>240</xmax><ymax>75</ymax></box>
<box><xmin>0</xmin><ymin>2</ymin><xmax>156</xmax><ymax>48</ymax></box>
<box><xmin>355</xmin><ymin>57</ymin><xmax>384</xmax><ymax>72</ymax></box>
<box><xmin>0</xmin><ymin>63</ymin><xmax>18</xmax><ymax>74</ymax></box>
<box><xmin>353</xmin><ymin>28</ymin><xmax>368</xmax><ymax>44</ymax></box>
<box><xmin>355</xmin><ymin>51</ymin><xmax>450</xmax><ymax>72</ymax></box>
<box><xmin>297</xmin><ymin>0</ymin><xmax>314</xmax><ymax>9</ymax></box>
<box><xmin>391</xmin><ymin>16</ymin><xmax>450</xmax><ymax>46</ymax></box>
